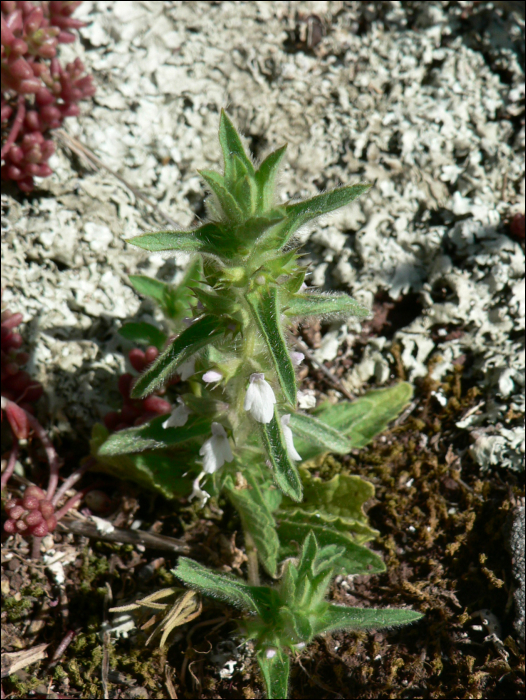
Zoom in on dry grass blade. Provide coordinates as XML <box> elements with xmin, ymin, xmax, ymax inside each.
<box><xmin>149</xmin><ymin>590</ymin><xmax>202</xmax><ymax>648</ymax></box>
<box><xmin>110</xmin><ymin>587</ymin><xmax>181</xmax><ymax>614</ymax></box>
<box><xmin>1</xmin><ymin>644</ymin><xmax>49</xmax><ymax>678</ymax></box>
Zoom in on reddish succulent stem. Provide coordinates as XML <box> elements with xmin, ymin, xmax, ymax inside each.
<box><xmin>1</xmin><ymin>396</ymin><xmax>60</xmax><ymax>500</ymax></box>
<box><xmin>53</xmin><ymin>486</ymin><xmax>91</xmax><ymax>521</ymax></box>
<box><xmin>51</xmin><ymin>456</ymin><xmax>95</xmax><ymax>506</ymax></box>
<box><xmin>0</xmin><ymin>94</ymin><xmax>25</xmax><ymax>159</ymax></box>
<box><xmin>1</xmin><ymin>438</ymin><xmax>19</xmax><ymax>491</ymax></box>
<box><xmin>31</xmin><ymin>535</ymin><xmax>41</xmax><ymax>560</ymax></box>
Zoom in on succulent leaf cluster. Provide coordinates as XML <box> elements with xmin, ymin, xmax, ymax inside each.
<box><xmin>1</xmin><ymin>1</ymin><xmax>95</xmax><ymax>191</ymax></box>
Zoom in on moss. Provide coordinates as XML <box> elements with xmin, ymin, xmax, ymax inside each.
<box><xmin>7</xmin><ymin>674</ymin><xmax>42</xmax><ymax>696</ymax></box>
<box><xmin>3</xmin><ymin>595</ymin><xmax>32</xmax><ymax>622</ymax></box>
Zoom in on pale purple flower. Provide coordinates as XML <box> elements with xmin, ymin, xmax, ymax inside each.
<box><xmin>179</xmin><ymin>355</ymin><xmax>196</xmax><ymax>381</ymax></box>
<box><xmin>199</xmin><ymin>422</ymin><xmax>234</xmax><ymax>474</ymax></box>
<box><xmin>202</xmin><ymin>369</ymin><xmax>223</xmax><ymax>384</ymax></box>
<box><xmin>280</xmin><ymin>414</ymin><xmax>302</xmax><ymax>461</ymax></box>
<box><xmin>162</xmin><ymin>399</ymin><xmax>191</xmax><ymax>428</ymax></box>
<box><xmin>244</xmin><ymin>373</ymin><xmax>276</xmax><ymax>423</ymax></box>
<box><xmin>291</xmin><ymin>351</ymin><xmax>304</xmax><ymax>366</ymax></box>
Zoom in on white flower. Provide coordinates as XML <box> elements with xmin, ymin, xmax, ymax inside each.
<box><xmin>244</xmin><ymin>373</ymin><xmax>276</xmax><ymax>423</ymax></box>
<box><xmin>199</xmin><ymin>422</ymin><xmax>234</xmax><ymax>474</ymax></box>
<box><xmin>162</xmin><ymin>400</ymin><xmax>191</xmax><ymax>428</ymax></box>
<box><xmin>188</xmin><ymin>475</ymin><xmax>210</xmax><ymax>507</ymax></box>
<box><xmin>179</xmin><ymin>355</ymin><xmax>196</xmax><ymax>381</ymax></box>
<box><xmin>202</xmin><ymin>369</ymin><xmax>222</xmax><ymax>383</ymax></box>
<box><xmin>265</xmin><ymin>647</ymin><xmax>278</xmax><ymax>659</ymax></box>
<box><xmin>291</xmin><ymin>351</ymin><xmax>304</xmax><ymax>366</ymax></box>
<box><xmin>281</xmin><ymin>414</ymin><xmax>302</xmax><ymax>461</ymax></box>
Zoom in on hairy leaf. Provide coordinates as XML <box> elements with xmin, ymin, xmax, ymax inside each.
<box><xmin>314</xmin><ymin>604</ymin><xmax>423</xmax><ymax>636</ymax></box>
<box><xmin>284</xmin><ymin>292</ymin><xmax>369</xmax><ymax>319</ymax></box>
<box><xmin>277</xmin><ymin>510</ymin><xmax>385</xmax><ymax>576</ymax></box>
<box><xmin>219</xmin><ymin>109</ymin><xmax>255</xmax><ymax>186</ymax></box>
<box><xmin>316</xmin><ymin>382</ymin><xmax>413</xmax><ymax>448</ymax></box>
<box><xmin>90</xmin><ymin>424</ymin><xmax>198</xmax><ymax>499</ymax></box>
<box><xmin>284</xmin><ymin>184</ymin><xmax>371</xmax><ymax>245</ymax></box>
<box><xmin>260</xmin><ymin>412</ymin><xmax>303</xmax><ymax>502</ymax></box>
<box><xmin>131</xmin><ymin>316</ymin><xmax>224</xmax><ymax>398</ymax></box>
<box><xmin>255</xmin><ymin>145</ymin><xmax>287</xmax><ymax>213</ymax></box>
<box><xmin>225</xmin><ymin>473</ymin><xmax>280</xmax><ymax>577</ymax></box>
<box><xmin>256</xmin><ymin>648</ymin><xmax>290</xmax><ymax>700</ymax></box>
<box><xmin>247</xmin><ymin>286</ymin><xmax>297</xmax><ymax>408</ymax></box>
<box><xmin>128</xmin><ymin>275</ymin><xmax>167</xmax><ymax>303</ymax></box>
<box><xmin>288</xmin><ymin>412</ymin><xmax>353</xmax><ymax>454</ymax></box>
<box><xmin>130</xmin><ymin>262</ymin><xmax>201</xmax><ymax>323</ymax></box>
<box><xmin>173</xmin><ymin>557</ymin><xmax>276</xmax><ymax>615</ymax></box>
<box><xmin>127</xmin><ymin>222</ymin><xmax>237</xmax><ymax>259</ymax></box>
<box><xmin>118</xmin><ymin>322</ymin><xmax>167</xmax><ymax>350</ymax></box>
<box><xmin>97</xmin><ymin>415</ymin><xmax>212</xmax><ymax>456</ymax></box>
<box><xmin>200</xmin><ymin>169</ymin><xmax>245</xmax><ymax>223</ymax></box>
<box><xmin>298</xmin><ymin>472</ymin><xmax>376</xmax><ymax>527</ymax></box>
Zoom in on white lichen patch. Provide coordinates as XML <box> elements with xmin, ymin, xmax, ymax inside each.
<box><xmin>2</xmin><ymin>2</ymin><xmax>523</xmax><ymax>470</ymax></box>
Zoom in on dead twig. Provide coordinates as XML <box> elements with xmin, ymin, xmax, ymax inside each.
<box><xmin>57</xmin><ymin>516</ymin><xmax>190</xmax><ymax>553</ymax></box>
<box><xmin>55</xmin><ymin>129</ymin><xmax>181</xmax><ymax>229</ymax></box>
<box><xmin>1</xmin><ymin>644</ymin><xmax>48</xmax><ymax>678</ymax></box>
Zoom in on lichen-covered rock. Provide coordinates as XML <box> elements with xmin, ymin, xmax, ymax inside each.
<box><xmin>1</xmin><ymin>2</ymin><xmax>524</xmax><ymax>469</ymax></box>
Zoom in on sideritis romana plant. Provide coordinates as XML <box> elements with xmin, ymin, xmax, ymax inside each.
<box><xmin>97</xmin><ymin>111</ymin><xmax>420</xmax><ymax>698</ymax></box>
<box><xmin>112</xmin><ymin>109</ymin><xmax>372</xmax><ymax>505</ymax></box>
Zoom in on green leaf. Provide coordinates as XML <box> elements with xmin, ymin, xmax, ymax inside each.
<box><xmin>90</xmin><ymin>424</ymin><xmax>199</xmax><ymax>499</ymax></box>
<box><xmin>191</xmin><ymin>286</ymin><xmax>239</xmax><ymax>316</ymax></box>
<box><xmin>277</xmin><ymin>510</ymin><xmax>385</xmax><ymax>576</ymax></box>
<box><xmin>235</xmin><ymin>211</ymin><xmax>286</xmax><ymax>244</ymax></box>
<box><xmin>282</xmin><ymin>267</ymin><xmax>307</xmax><ymax>294</ymax></box>
<box><xmin>118</xmin><ymin>322</ymin><xmax>167</xmax><ymax>350</ymax></box>
<box><xmin>299</xmin><ymin>472</ymin><xmax>376</xmax><ymax>527</ymax></box>
<box><xmin>225</xmin><ymin>473</ymin><xmax>280</xmax><ymax>577</ymax></box>
<box><xmin>131</xmin><ymin>316</ymin><xmax>225</xmax><ymax>398</ymax></box>
<box><xmin>256</xmin><ymin>648</ymin><xmax>289</xmax><ymax>700</ymax></box>
<box><xmin>284</xmin><ymin>292</ymin><xmax>369</xmax><ymax>319</ymax></box>
<box><xmin>128</xmin><ymin>275</ymin><xmax>167</xmax><ymax>303</ymax></box>
<box><xmin>127</xmin><ymin>222</ymin><xmax>236</xmax><ymax>259</ymax></box>
<box><xmin>200</xmin><ymin>169</ymin><xmax>245</xmax><ymax>223</ymax></box>
<box><xmin>314</xmin><ymin>604</ymin><xmax>423</xmax><ymax>636</ymax></box>
<box><xmin>260</xmin><ymin>412</ymin><xmax>303</xmax><ymax>502</ymax></box>
<box><xmin>128</xmin><ymin>261</ymin><xmax>201</xmax><ymax>323</ymax></box>
<box><xmin>219</xmin><ymin>109</ymin><xmax>255</xmax><ymax>186</ymax></box>
<box><xmin>255</xmin><ymin>144</ymin><xmax>287</xmax><ymax>213</ymax></box>
<box><xmin>247</xmin><ymin>286</ymin><xmax>297</xmax><ymax>408</ymax></box>
<box><xmin>288</xmin><ymin>412</ymin><xmax>353</xmax><ymax>454</ymax></box>
<box><xmin>172</xmin><ymin>557</ymin><xmax>275</xmax><ymax>614</ymax></box>
<box><xmin>315</xmin><ymin>383</ymin><xmax>413</xmax><ymax>449</ymax></box>
<box><xmin>231</xmin><ymin>154</ymin><xmax>258</xmax><ymax>215</ymax></box>
<box><xmin>283</xmin><ymin>184</ymin><xmax>371</xmax><ymax>245</ymax></box>
<box><xmin>97</xmin><ymin>414</ymin><xmax>212</xmax><ymax>456</ymax></box>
